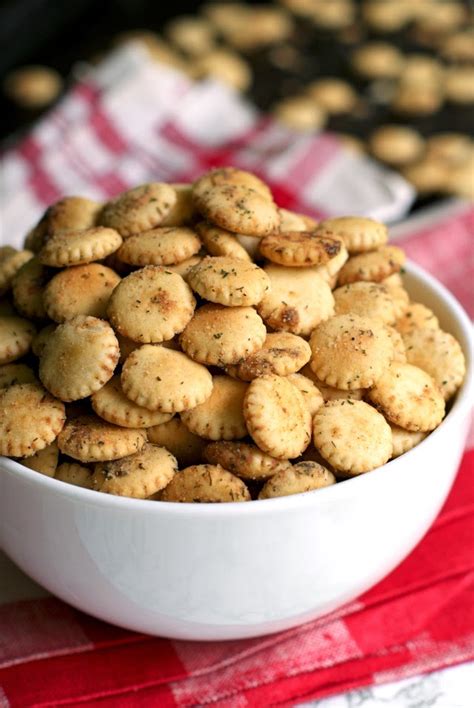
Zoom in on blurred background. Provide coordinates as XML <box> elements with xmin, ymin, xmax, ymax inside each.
<box><xmin>0</xmin><ymin>0</ymin><xmax>473</xmax><ymax>209</ymax></box>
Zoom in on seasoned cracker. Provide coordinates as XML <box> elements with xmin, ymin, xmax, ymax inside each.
<box><xmin>315</xmin><ymin>216</ymin><xmax>388</xmax><ymax>255</ymax></box>
<box><xmin>309</xmin><ymin>314</ymin><xmax>394</xmax><ymax>389</ymax></box>
<box><xmin>121</xmin><ymin>345</ymin><xmax>213</xmax><ymax>413</ymax></box>
<box><xmin>196</xmin><ymin>184</ymin><xmax>280</xmax><ymax>236</ymax></box>
<box><xmin>11</xmin><ymin>257</ymin><xmax>49</xmax><ymax>319</ymax></box>
<box><xmin>160</xmin><ymin>184</ymin><xmax>196</xmax><ymax>226</ymax></box>
<box><xmin>403</xmin><ymin>328</ymin><xmax>466</xmax><ymax>400</ymax></box>
<box><xmin>21</xmin><ymin>442</ymin><xmax>59</xmax><ymax>477</ymax></box>
<box><xmin>229</xmin><ymin>332</ymin><xmax>311</xmax><ymax>381</ymax></box>
<box><xmin>195</xmin><ymin>222</ymin><xmax>251</xmax><ymax>261</ymax></box>
<box><xmin>94</xmin><ymin>444</ymin><xmax>177</xmax><ymax>498</ymax></box>
<box><xmin>385</xmin><ymin>326</ymin><xmax>407</xmax><ymax>363</ymax></box>
<box><xmin>0</xmin><ymin>247</ymin><xmax>34</xmax><ymax>295</ymax></box>
<box><xmin>39</xmin><ymin>315</ymin><xmax>119</xmax><ymax>401</ymax></box>
<box><xmin>279</xmin><ymin>209</ymin><xmax>318</xmax><ymax>232</ymax></box>
<box><xmin>180</xmin><ymin>303</ymin><xmax>266</xmax><ymax>366</ymax></box>
<box><xmin>107</xmin><ymin>266</ymin><xmax>196</xmax><ymax>343</ymax></box>
<box><xmin>166</xmin><ymin>256</ymin><xmax>203</xmax><ymax>280</ymax></box>
<box><xmin>313</xmin><ymin>400</ymin><xmax>393</xmax><ymax>474</ymax></box>
<box><xmin>100</xmin><ymin>183</ymin><xmax>177</xmax><ymax>237</ymax></box>
<box><xmin>0</xmin><ymin>363</ymin><xmax>37</xmax><ymax>388</ymax></box>
<box><xmin>314</xmin><ymin>241</ymin><xmax>349</xmax><ymax>283</ymax></box>
<box><xmin>43</xmin><ymin>264</ymin><xmax>121</xmax><ymax>322</ymax></box>
<box><xmin>116</xmin><ymin>227</ymin><xmax>201</xmax><ymax>266</ymax></box>
<box><xmin>43</xmin><ymin>196</ymin><xmax>102</xmax><ymax>237</ymax></box>
<box><xmin>300</xmin><ymin>364</ymin><xmax>365</xmax><ymax>402</ymax></box>
<box><xmin>160</xmin><ymin>464</ymin><xmax>251</xmax><ymax>503</ymax></box>
<box><xmin>57</xmin><ymin>414</ymin><xmax>147</xmax><ymax>462</ymax></box>
<box><xmin>31</xmin><ymin>323</ymin><xmax>56</xmax><ymax>357</ymax></box>
<box><xmin>286</xmin><ymin>373</ymin><xmax>324</xmax><ymax>416</ymax></box>
<box><xmin>234</xmin><ymin>234</ymin><xmax>261</xmax><ymax>259</ymax></box>
<box><xmin>257</xmin><ymin>265</ymin><xmax>335</xmax><ymax>337</ymax></box>
<box><xmin>39</xmin><ymin>227</ymin><xmax>122</xmax><ymax>267</ymax></box>
<box><xmin>369</xmin><ymin>362</ymin><xmax>445</xmax><ymax>431</ymax></box>
<box><xmin>337</xmin><ymin>245</ymin><xmax>406</xmax><ymax>285</ymax></box>
<box><xmin>180</xmin><ymin>375</ymin><xmax>248</xmax><ymax>440</ymax></box>
<box><xmin>382</xmin><ymin>274</ymin><xmax>410</xmax><ymax>318</ymax></box>
<box><xmin>204</xmin><ymin>441</ymin><xmax>291</xmax><ymax>480</ymax></box>
<box><xmin>258</xmin><ymin>461</ymin><xmax>336</xmax><ymax>499</ymax></box>
<box><xmin>0</xmin><ymin>315</ymin><xmax>36</xmax><ymax>364</ymax></box>
<box><xmin>91</xmin><ymin>375</ymin><xmax>174</xmax><ymax>428</ymax></box>
<box><xmin>259</xmin><ymin>231</ymin><xmax>341</xmax><ymax>267</ymax></box>
<box><xmin>333</xmin><ymin>282</ymin><xmax>397</xmax><ymax>324</ymax></box>
<box><xmin>243</xmin><ymin>374</ymin><xmax>311</xmax><ymax>459</ymax></box>
<box><xmin>390</xmin><ymin>424</ymin><xmax>427</xmax><ymax>458</ymax></box>
<box><xmin>55</xmin><ymin>462</ymin><xmax>94</xmax><ymax>488</ymax></box>
<box><xmin>193</xmin><ymin>167</ymin><xmax>273</xmax><ymax>203</ymax></box>
<box><xmin>0</xmin><ymin>383</ymin><xmax>65</xmax><ymax>457</ymax></box>
<box><xmin>187</xmin><ymin>256</ymin><xmax>270</xmax><ymax>306</ymax></box>
<box><xmin>395</xmin><ymin>302</ymin><xmax>439</xmax><ymax>335</ymax></box>
<box><xmin>147</xmin><ymin>417</ymin><xmax>207</xmax><ymax>467</ymax></box>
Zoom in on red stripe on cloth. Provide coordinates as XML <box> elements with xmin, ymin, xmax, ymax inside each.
<box><xmin>17</xmin><ymin>136</ymin><xmax>42</xmax><ymax>164</ymax></box>
<box><xmin>28</xmin><ymin>168</ymin><xmax>62</xmax><ymax>205</ymax></box>
<box><xmin>400</xmin><ymin>206</ymin><xmax>474</xmax><ymax>317</ymax></box>
<box><xmin>0</xmin><ymin>599</ymin><xmax>92</xmax><ymax>669</ymax></box>
<box><xmin>0</xmin><ymin>639</ymin><xmax>184</xmax><ymax>708</ymax></box>
<box><xmin>90</xmin><ymin>110</ymin><xmax>128</xmax><ymax>155</ymax></box>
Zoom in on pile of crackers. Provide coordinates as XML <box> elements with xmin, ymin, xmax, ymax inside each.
<box><xmin>0</xmin><ymin>168</ymin><xmax>466</xmax><ymax>502</ymax></box>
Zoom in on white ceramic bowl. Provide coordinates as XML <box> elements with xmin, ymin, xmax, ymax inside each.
<box><xmin>0</xmin><ymin>261</ymin><xmax>472</xmax><ymax>641</ymax></box>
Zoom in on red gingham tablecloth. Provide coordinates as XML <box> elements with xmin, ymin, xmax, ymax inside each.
<box><xmin>0</xmin><ymin>45</ymin><xmax>473</xmax><ymax>708</ymax></box>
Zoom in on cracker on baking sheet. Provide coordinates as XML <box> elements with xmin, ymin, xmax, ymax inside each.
<box><xmin>309</xmin><ymin>314</ymin><xmax>394</xmax><ymax>389</ymax></box>
<box><xmin>0</xmin><ymin>383</ymin><xmax>65</xmax><ymax>458</ymax></box>
<box><xmin>180</xmin><ymin>303</ymin><xmax>267</xmax><ymax>366</ymax></box>
<box><xmin>402</xmin><ymin>328</ymin><xmax>466</xmax><ymax>401</ymax></box>
<box><xmin>107</xmin><ymin>265</ymin><xmax>196</xmax><ymax>343</ymax></box>
<box><xmin>187</xmin><ymin>255</ymin><xmax>270</xmax><ymax>306</ymax></box>
<box><xmin>100</xmin><ymin>183</ymin><xmax>177</xmax><ymax>237</ymax></box>
<box><xmin>313</xmin><ymin>400</ymin><xmax>393</xmax><ymax>474</ymax></box>
<box><xmin>243</xmin><ymin>374</ymin><xmax>312</xmax><ymax>459</ymax></box>
<box><xmin>39</xmin><ymin>315</ymin><xmax>119</xmax><ymax>402</ymax></box>
<box><xmin>121</xmin><ymin>344</ymin><xmax>213</xmax><ymax>413</ymax></box>
<box><xmin>180</xmin><ymin>375</ymin><xmax>248</xmax><ymax>440</ymax></box>
<box><xmin>259</xmin><ymin>461</ymin><xmax>336</xmax><ymax>499</ymax></box>
<box><xmin>57</xmin><ymin>414</ymin><xmax>147</xmax><ymax>463</ymax></box>
<box><xmin>91</xmin><ymin>375</ymin><xmax>174</xmax><ymax>428</ymax></box>
<box><xmin>204</xmin><ymin>441</ymin><xmax>291</xmax><ymax>480</ymax></box>
<box><xmin>116</xmin><ymin>227</ymin><xmax>201</xmax><ymax>266</ymax></box>
<box><xmin>160</xmin><ymin>464</ymin><xmax>251</xmax><ymax>503</ymax></box>
<box><xmin>93</xmin><ymin>444</ymin><xmax>177</xmax><ymax>499</ymax></box>
<box><xmin>147</xmin><ymin>417</ymin><xmax>207</xmax><ymax>468</ymax></box>
<box><xmin>369</xmin><ymin>362</ymin><xmax>445</xmax><ymax>432</ymax></box>
<box><xmin>43</xmin><ymin>264</ymin><xmax>120</xmax><ymax>322</ymax></box>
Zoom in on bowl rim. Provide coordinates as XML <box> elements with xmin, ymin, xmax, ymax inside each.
<box><xmin>1</xmin><ymin>260</ymin><xmax>473</xmax><ymax>517</ymax></box>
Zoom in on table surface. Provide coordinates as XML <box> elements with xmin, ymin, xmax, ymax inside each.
<box><xmin>1</xmin><ymin>551</ymin><xmax>472</xmax><ymax>708</ymax></box>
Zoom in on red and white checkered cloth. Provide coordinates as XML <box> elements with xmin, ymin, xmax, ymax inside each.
<box><xmin>0</xmin><ymin>43</ymin><xmax>473</xmax><ymax>708</ymax></box>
